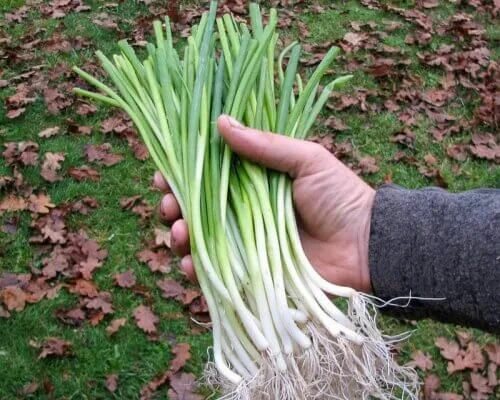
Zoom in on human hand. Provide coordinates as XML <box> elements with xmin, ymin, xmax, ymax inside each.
<box><xmin>154</xmin><ymin>115</ymin><xmax>375</xmax><ymax>293</ymax></box>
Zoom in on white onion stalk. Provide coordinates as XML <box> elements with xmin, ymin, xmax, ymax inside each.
<box><xmin>74</xmin><ymin>2</ymin><xmax>419</xmax><ymax>399</ymax></box>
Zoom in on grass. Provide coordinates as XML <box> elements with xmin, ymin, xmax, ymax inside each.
<box><xmin>0</xmin><ymin>1</ymin><xmax>498</xmax><ymax>399</ymax></box>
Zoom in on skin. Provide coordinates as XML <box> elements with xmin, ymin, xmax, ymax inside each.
<box><xmin>154</xmin><ymin>115</ymin><xmax>375</xmax><ymax>293</ymax></box>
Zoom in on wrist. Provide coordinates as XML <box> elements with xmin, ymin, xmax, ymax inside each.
<box><xmin>357</xmin><ymin>188</ymin><xmax>375</xmax><ymax>294</ymax></box>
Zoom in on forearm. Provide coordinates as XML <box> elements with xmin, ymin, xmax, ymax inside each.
<box><xmin>368</xmin><ymin>185</ymin><xmax>500</xmax><ymax>333</ymax></box>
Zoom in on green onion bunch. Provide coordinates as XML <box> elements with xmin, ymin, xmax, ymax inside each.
<box><xmin>74</xmin><ymin>2</ymin><xmax>418</xmax><ymax>399</ymax></box>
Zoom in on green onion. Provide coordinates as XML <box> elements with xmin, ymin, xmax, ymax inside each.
<box><xmin>73</xmin><ymin>2</ymin><xmax>419</xmax><ymax>398</ymax></box>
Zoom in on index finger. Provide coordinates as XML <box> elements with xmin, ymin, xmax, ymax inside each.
<box><xmin>153</xmin><ymin>171</ymin><xmax>171</xmax><ymax>193</ymax></box>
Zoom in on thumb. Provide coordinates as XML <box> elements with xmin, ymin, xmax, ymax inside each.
<box><xmin>217</xmin><ymin>115</ymin><xmax>329</xmax><ymax>178</ymax></box>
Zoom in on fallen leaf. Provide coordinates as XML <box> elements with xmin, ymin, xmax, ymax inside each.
<box><xmin>84</xmin><ymin>143</ymin><xmax>123</xmax><ymax>167</ymax></box>
<box><xmin>106</xmin><ymin>318</ymin><xmax>127</xmax><ymax>335</ymax></box>
<box><xmin>40</xmin><ymin>152</ymin><xmax>65</xmax><ymax>183</ymax></box>
<box><xmin>137</xmin><ymin>249</ymin><xmax>171</xmax><ymax>273</ymax></box>
<box><xmin>168</xmin><ymin>372</ymin><xmax>202</xmax><ymax>400</ymax></box>
<box><xmin>105</xmin><ymin>374</ymin><xmax>118</xmax><ymax>393</ymax></box>
<box><xmin>38</xmin><ymin>337</ymin><xmax>72</xmax><ymax>359</ymax></box>
<box><xmin>170</xmin><ymin>343</ymin><xmax>191</xmax><ymax>373</ymax></box>
<box><xmin>358</xmin><ymin>156</ymin><xmax>380</xmax><ymax>174</ymax></box>
<box><xmin>133</xmin><ymin>305</ymin><xmax>159</xmax><ymax>334</ymax></box>
<box><xmin>157</xmin><ymin>279</ymin><xmax>184</xmax><ymax>300</ymax></box>
<box><xmin>39</xmin><ymin>127</ymin><xmax>61</xmax><ymax>138</ymax></box>
<box><xmin>424</xmin><ymin>374</ymin><xmax>440</xmax><ymax>399</ymax></box>
<box><xmin>114</xmin><ymin>270</ymin><xmax>136</xmax><ymax>288</ymax></box>
<box><xmin>484</xmin><ymin>343</ymin><xmax>500</xmax><ymax>365</ymax></box>
<box><xmin>68</xmin><ymin>166</ymin><xmax>100</xmax><ymax>181</ymax></box>
<box><xmin>154</xmin><ymin>228</ymin><xmax>171</xmax><ymax>248</ymax></box>
<box><xmin>435</xmin><ymin>337</ymin><xmax>460</xmax><ymax>361</ymax></box>
<box><xmin>20</xmin><ymin>382</ymin><xmax>39</xmax><ymax>395</ymax></box>
<box><xmin>0</xmin><ymin>286</ymin><xmax>26</xmax><ymax>311</ymax></box>
<box><xmin>407</xmin><ymin>350</ymin><xmax>433</xmax><ymax>371</ymax></box>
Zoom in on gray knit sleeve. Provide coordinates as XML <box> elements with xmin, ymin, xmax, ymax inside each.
<box><xmin>368</xmin><ymin>185</ymin><xmax>500</xmax><ymax>333</ymax></box>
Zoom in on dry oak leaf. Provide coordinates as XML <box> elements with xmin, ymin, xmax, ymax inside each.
<box><xmin>137</xmin><ymin>249</ymin><xmax>171</xmax><ymax>273</ymax></box>
<box><xmin>435</xmin><ymin>337</ymin><xmax>460</xmax><ymax>360</ymax></box>
<box><xmin>105</xmin><ymin>374</ymin><xmax>118</xmax><ymax>393</ymax></box>
<box><xmin>2</xmin><ymin>141</ymin><xmax>39</xmax><ymax>166</ymax></box>
<box><xmin>154</xmin><ymin>228</ymin><xmax>171</xmax><ymax>248</ymax></box>
<box><xmin>423</xmin><ymin>374</ymin><xmax>440</xmax><ymax>399</ymax></box>
<box><xmin>407</xmin><ymin>350</ymin><xmax>433</xmax><ymax>371</ymax></box>
<box><xmin>84</xmin><ymin>143</ymin><xmax>123</xmax><ymax>166</ymax></box>
<box><xmin>470</xmin><ymin>372</ymin><xmax>492</xmax><ymax>395</ymax></box>
<box><xmin>157</xmin><ymin>279</ymin><xmax>184</xmax><ymax>300</ymax></box>
<box><xmin>114</xmin><ymin>270</ymin><xmax>136</xmax><ymax>288</ymax></box>
<box><xmin>168</xmin><ymin>372</ymin><xmax>203</xmax><ymax>400</ymax></box>
<box><xmin>37</xmin><ymin>337</ymin><xmax>72</xmax><ymax>359</ymax></box>
<box><xmin>28</xmin><ymin>193</ymin><xmax>55</xmax><ymax>214</ymax></box>
<box><xmin>84</xmin><ymin>292</ymin><xmax>114</xmax><ymax>315</ymax></box>
<box><xmin>39</xmin><ymin>126</ymin><xmax>61</xmax><ymax>138</ymax></box>
<box><xmin>358</xmin><ymin>156</ymin><xmax>380</xmax><ymax>174</ymax></box>
<box><xmin>106</xmin><ymin>318</ymin><xmax>127</xmax><ymax>335</ymax></box>
<box><xmin>170</xmin><ymin>343</ymin><xmax>191</xmax><ymax>373</ymax></box>
<box><xmin>0</xmin><ymin>195</ymin><xmax>27</xmax><ymax>213</ymax></box>
<box><xmin>41</xmin><ymin>152</ymin><xmax>65</xmax><ymax>183</ymax></box>
<box><xmin>484</xmin><ymin>343</ymin><xmax>500</xmax><ymax>365</ymax></box>
<box><xmin>0</xmin><ymin>286</ymin><xmax>27</xmax><ymax>311</ymax></box>
<box><xmin>69</xmin><ymin>279</ymin><xmax>98</xmax><ymax>298</ymax></box>
<box><xmin>68</xmin><ymin>166</ymin><xmax>100</xmax><ymax>181</ymax></box>
<box><xmin>133</xmin><ymin>305</ymin><xmax>159</xmax><ymax>334</ymax></box>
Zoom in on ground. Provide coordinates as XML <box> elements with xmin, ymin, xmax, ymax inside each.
<box><xmin>0</xmin><ymin>0</ymin><xmax>498</xmax><ymax>399</ymax></box>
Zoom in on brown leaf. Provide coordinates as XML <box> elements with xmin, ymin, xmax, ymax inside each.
<box><xmin>470</xmin><ymin>372</ymin><xmax>492</xmax><ymax>394</ymax></box>
<box><xmin>84</xmin><ymin>293</ymin><xmax>114</xmax><ymax>315</ymax></box>
<box><xmin>71</xmin><ymin>196</ymin><xmax>99</xmax><ymax>215</ymax></box>
<box><xmin>168</xmin><ymin>372</ymin><xmax>202</xmax><ymax>400</ymax></box>
<box><xmin>469</xmin><ymin>143</ymin><xmax>499</xmax><ymax>161</ymax></box>
<box><xmin>120</xmin><ymin>196</ymin><xmax>153</xmax><ymax>221</ymax></box>
<box><xmin>170</xmin><ymin>343</ymin><xmax>191</xmax><ymax>373</ymax></box>
<box><xmin>84</xmin><ymin>143</ymin><xmax>123</xmax><ymax>167</ymax></box>
<box><xmin>484</xmin><ymin>343</ymin><xmax>500</xmax><ymax>365</ymax></box>
<box><xmin>1</xmin><ymin>286</ymin><xmax>27</xmax><ymax>311</ymax></box>
<box><xmin>154</xmin><ymin>228</ymin><xmax>171</xmax><ymax>248</ymax></box>
<box><xmin>20</xmin><ymin>381</ymin><xmax>39</xmax><ymax>395</ymax></box>
<box><xmin>39</xmin><ymin>126</ymin><xmax>61</xmax><ymax>138</ymax></box>
<box><xmin>114</xmin><ymin>270</ymin><xmax>136</xmax><ymax>288</ymax></box>
<box><xmin>105</xmin><ymin>374</ymin><xmax>118</xmax><ymax>393</ymax></box>
<box><xmin>358</xmin><ymin>156</ymin><xmax>380</xmax><ymax>175</ymax></box>
<box><xmin>106</xmin><ymin>318</ymin><xmax>127</xmax><ymax>335</ymax></box>
<box><xmin>423</xmin><ymin>374</ymin><xmax>440</xmax><ymax>399</ymax></box>
<box><xmin>157</xmin><ymin>279</ymin><xmax>184</xmax><ymax>300</ymax></box>
<box><xmin>137</xmin><ymin>249</ymin><xmax>171</xmax><ymax>273</ymax></box>
<box><xmin>6</xmin><ymin>108</ymin><xmax>26</xmax><ymax>119</ymax></box>
<box><xmin>38</xmin><ymin>337</ymin><xmax>72</xmax><ymax>359</ymax></box>
<box><xmin>28</xmin><ymin>193</ymin><xmax>55</xmax><ymax>214</ymax></box>
<box><xmin>41</xmin><ymin>152</ymin><xmax>65</xmax><ymax>183</ymax></box>
<box><xmin>55</xmin><ymin>307</ymin><xmax>86</xmax><ymax>326</ymax></box>
<box><xmin>324</xmin><ymin>116</ymin><xmax>348</xmax><ymax>131</ymax></box>
<box><xmin>435</xmin><ymin>337</ymin><xmax>460</xmax><ymax>361</ymax></box>
<box><xmin>447</xmin><ymin>145</ymin><xmax>468</xmax><ymax>161</ymax></box>
<box><xmin>487</xmin><ymin>363</ymin><xmax>497</xmax><ymax>387</ymax></box>
<box><xmin>407</xmin><ymin>350</ymin><xmax>433</xmax><ymax>371</ymax></box>
<box><xmin>0</xmin><ymin>195</ymin><xmax>27</xmax><ymax>213</ymax></box>
<box><xmin>92</xmin><ymin>13</ymin><xmax>119</xmax><ymax>30</ymax></box>
<box><xmin>69</xmin><ymin>279</ymin><xmax>98</xmax><ymax>297</ymax></box>
<box><xmin>43</xmin><ymin>87</ymin><xmax>72</xmax><ymax>114</ymax></box>
<box><xmin>456</xmin><ymin>331</ymin><xmax>472</xmax><ymax>348</ymax></box>
<box><xmin>133</xmin><ymin>305</ymin><xmax>159</xmax><ymax>334</ymax></box>
<box><xmin>68</xmin><ymin>166</ymin><xmax>100</xmax><ymax>181</ymax></box>
<box><xmin>2</xmin><ymin>141</ymin><xmax>39</xmax><ymax>166</ymax></box>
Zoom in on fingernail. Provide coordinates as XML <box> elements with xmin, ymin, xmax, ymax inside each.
<box><xmin>225</xmin><ymin>115</ymin><xmax>244</xmax><ymax>129</ymax></box>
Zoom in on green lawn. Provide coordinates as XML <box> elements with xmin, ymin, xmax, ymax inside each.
<box><xmin>0</xmin><ymin>0</ymin><xmax>498</xmax><ymax>399</ymax></box>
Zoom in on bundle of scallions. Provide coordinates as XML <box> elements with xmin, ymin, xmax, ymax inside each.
<box><xmin>74</xmin><ymin>2</ymin><xmax>418</xmax><ymax>399</ymax></box>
